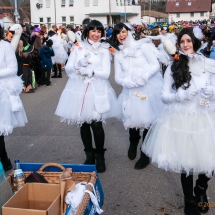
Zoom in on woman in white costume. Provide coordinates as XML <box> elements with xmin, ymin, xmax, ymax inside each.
<box><xmin>48</xmin><ymin>30</ymin><xmax>68</xmax><ymax>78</ymax></box>
<box><xmin>0</xmin><ymin>21</ymin><xmax>27</xmax><ymax>171</ymax></box>
<box><xmin>55</xmin><ymin>20</ymin><xmax>119</xmax><ymax>173</ymax></box>
<box><xmin>112</xmin><ymin>23</ymin><xmax>164</xmax><ymax>169</ymax></box>
<box><xmin>142</xmin><ymin>28</ymin><xmax>215</xmax><ymax>215</ymax></box>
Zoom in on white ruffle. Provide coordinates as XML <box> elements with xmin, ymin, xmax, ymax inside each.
<box><xmin>142</xmin><ymin>111</ymin><xmax>215</xmax><ymax>177</ymax></box>
<box><xmin>117</xmin><ymin>72</ymin><xmax>164</xmax><ymax>129</ymax></box>
<box><xmin>55</xmin><ymin>76</ymin><xmax>120</xmax><ymax>125</ymax></box>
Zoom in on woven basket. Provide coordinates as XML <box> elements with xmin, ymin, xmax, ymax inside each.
<box><xmin>7</xmin><ymin>163</ymin><xmax>98</xmax><ymax>215</ymax></box>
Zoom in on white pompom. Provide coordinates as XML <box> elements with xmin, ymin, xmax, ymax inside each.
<box><xmin>163</xmin><ymin>39</ymin><xmax>176</xmax><ymax>55</ymax></box>
<box><xmin>193</xmin><ymin>27</ymin><xmax>202</xmax><ymax>40</ymax></box>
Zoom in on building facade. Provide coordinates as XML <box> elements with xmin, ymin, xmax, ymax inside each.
<box><xmin>30</xmin><ymin>0</ymin><xmax>141</xmax><ymax>27</ymax></box>
<box><xmin>166</xmin><ymin>0</ymin><xmax>212</xmax><ymax>23</ymax></box>
<box><xmin>0</xmin><ymin>13</ymin><xmax>14</xmax><ymax>29</ymax></box>
<box><xmin>212</xmin><ymin>3</ymin><xmax>215</xmax><ymax>18</ymax></box>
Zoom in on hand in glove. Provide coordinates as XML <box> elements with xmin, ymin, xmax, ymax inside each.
<box><xmin>79</xmin><ymin>58</ymin><xmax>89</xmax><ymax>67</ymax></box>
<box><xmin>201</xmin><ymin>83</ymin><xmax>214</xmax><ymax>99</ymax></box>
<box><xmin>123</xmin><ymin>78</ymin><xmax>138</xmax><ymax>88</ymax></box>
<box><xmin>176</xmin><ymin>87</ymin><xmax>199</xmax><ymax>102</ymax></box>
<box><xmin>79</xmin><ymin>67</ymin><xmax>94</xmax><ymax>78</ymax></box>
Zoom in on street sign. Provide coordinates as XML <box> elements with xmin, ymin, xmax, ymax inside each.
<box><xmin>9</xmin><ymin>0</ymin><xmax>24</xmax><ymax>9</ymax></box>
<box><xmin>120</xmin><ymin>13</ymin><xmax>125</xmax><ymax>17</ymax></box>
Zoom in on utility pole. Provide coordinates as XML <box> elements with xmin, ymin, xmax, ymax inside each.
<box><xmin>124</xmin><ymin>0</ymin><xmax>126</xmax><ymax>22</ymax></box>
<box><xmin>149</xmin><ymin>0</ymin><xmax>151</xmax><ymax>24</ymax></box>
<box><xmin>54</xmin><ymin>0</ymin><xmax>56</xmax><ymax>25</ymax></box>
<box><xmin>109</xmin><ymin>0</ymin><xmax>112</xmax><ymax>26</ymax></box>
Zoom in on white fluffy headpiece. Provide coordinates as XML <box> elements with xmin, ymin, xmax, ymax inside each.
<box><xmin>193</xmin><ymin>26</ymin><xmax>202</xmax><ymax>40</ymax></box>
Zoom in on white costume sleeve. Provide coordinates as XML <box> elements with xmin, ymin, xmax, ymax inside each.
<box><xmin>93</xmin><ymin>49</ymin><xmax>110</xmax><ymax>79</ymax></box>
<box><xmin>141</xmin><ymin>43</ymin><xmax>160</xmax><ymax>81</ymax></box>
<box><xmin>114</xmin><ymin>54</ymin><xmax>124</xmax><ymax>86</ymax></box>
<box><xmin>65</xmin><ymin>47</ymin><xmax>78</xmax><ymax>76</ymax></box>
<box><xmin>0</xmin><ymin>43</ymin><xmax>17</xmax><ymax>78</ymax></box>
<box><xmin>161</xmin><ymin>65</ymin><xmax>178</xmax><ymax>104</ymax></box>
<box><xmin>209</xmin><ymin>73</ymin><xmax>215</xmax><ymax>100</ymax></box>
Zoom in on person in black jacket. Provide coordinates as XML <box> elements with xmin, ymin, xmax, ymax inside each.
<box><xmin>39</xmin><ymin>39</ymin><xmax>55</xmax><ymax>86</ymax></box>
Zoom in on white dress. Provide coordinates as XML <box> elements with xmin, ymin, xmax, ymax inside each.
<box><xmin>142</xmin><ymin>54</ymin><xmax>215</xmax><ymax>177</ymax></box>
<box><xmin>55</xmin><ymin>39</ymin><xmax>120</xmax><ymax>125</ymax></box>
<box><xmin>49</xmin><ymin>34</ymin><xmax>68</xmax><ymax>64</ymax></box>
<box><xmin>0</xmin><ymin>40</ymin><xmax>27</xmax><ymax>135</ymax></box>
<box><xmin>114</xmin><ymin>33</ymin><xmax>164</xmax><ymax>130</ymax></box>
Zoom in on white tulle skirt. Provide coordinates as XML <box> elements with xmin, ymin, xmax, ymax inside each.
<box><xmin>52</xmin><ymin>43</ymin><xmax>68</xmax><ymax>64</ymax></box>
<box><xmin>142</xmin><ymin>110</ymin><xmax>215</xmax><ymax>177</ymax></box>
<box><xmin>55</xmin><ymin>75</ymin><xmax>120</xmax><ymax>125</ymax></box>
<box><xmin>0</xmin><ymin>86</ymin><xmax>27</xmax><ymax>136</ymax></box>
<box><xmin>117</xmin><ymin>72</ymin><xmax>164</xmax><ymax>129</ymax></box>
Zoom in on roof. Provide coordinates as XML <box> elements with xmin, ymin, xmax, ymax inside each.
<box><xmin>0</xmin><ymin>12</ymin><xmax>14</xmax><ymax>22</ymax></box>
<box><xmin>141</xmin><ymin>10</ymin><xmax>168</xmax><ymax>18</ymax></box>
<box><xmin>166</xmin><ymin>0</ymin><xmax>212</xmax><ymax>13</ymax></box>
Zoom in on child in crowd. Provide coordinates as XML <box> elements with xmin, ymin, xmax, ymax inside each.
<box><xmin>39</xmin><ymin>39</ymin><xmax>55</xmax><ymax>86</ymax></box>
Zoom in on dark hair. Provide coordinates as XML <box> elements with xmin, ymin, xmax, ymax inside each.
<box><xmin>48</xmin><ymin>30</ymin><xmax>56</xmax><ymax>37</ymax></box>
<box><xmin>171</xmin><ymin>28</ymin><xmax>202</xmax><ymax>90</ymax></box>
<box><xmin>111</xmin><ymin>22</ymin><xmax>130</xmax><ymax>48</ymax></box>
<box><xmin>0</xmin><ymin>25</ymin><xmax>4</xmax><ymax>40</ymax></box>
<box><xmin>81</xmin><ymin>20</ymin><xmax>104</xmax><ymax>41</ymax></box>
<box><xmin>46</xmin><ymin>39</ymin><xmax>53</xmax><ymax>47</ymax></box>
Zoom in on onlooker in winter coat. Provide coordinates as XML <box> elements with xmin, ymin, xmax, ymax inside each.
<box><xmin>39</xmin><ymin>39</ymin><xmax>55</xmax><ymax>86</ymax></box>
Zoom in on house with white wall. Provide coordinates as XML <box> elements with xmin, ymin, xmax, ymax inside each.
<box><xmin>0</xmin><ymin>13</ymin><xmax>15</xmax><ymax>29</ymax></box>
<box><xmin>212</xmin><ymin>3</ymin><xmax>215</xmax><ymax>18</ymax></box>
<box><xmin>166</xmin><ymin>0</ymin><xmax>212</xmax><ymax>23</ymax></box>
<box><xmin>30</xmin><ymin>0</ymin><xmax>141</xmax><ymax>27</ymax></box>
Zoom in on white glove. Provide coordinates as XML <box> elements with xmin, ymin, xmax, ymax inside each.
<box><xmin>201</xmin><ymin>83</ymin><xmax>214</xmax><ymax>99</ymax></box>
<box><xmin>79</xmin><ymin>58</ymin><xmax>89</xmax><ymax>67</ymax></box>
<box><xmin>122</xmin><ymin>78</ymin><xmax>138</xmax><ymax>88</ymax></box>
<box><xmin>79</xmin><ymin>67</ymin><xmax>93</xmax><ymax>78</ymax></box>
<box><xmin>176</xmin><ymin>87</ymin><xmax>199</xmax><ymax>102</ymax></box>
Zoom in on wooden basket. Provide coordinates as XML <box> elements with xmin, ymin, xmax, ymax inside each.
<box><xmin>7</xmin><ymin>162</ymin><xmax>98</xmax><ymax>215</ymax></box>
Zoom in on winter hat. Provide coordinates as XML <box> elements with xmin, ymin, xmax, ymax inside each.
<box><xmin>34</xmin><ymin>27</ymin><xmax>41</xmax><ymax>33</ymax></box>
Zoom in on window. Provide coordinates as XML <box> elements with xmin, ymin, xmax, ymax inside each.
<box><xmin>116</xmin><ymin>0</ymin><xmax>119</xmax><ymax>6</ymax></box>
<box><xmin>61</xmin><ymin>0</ymin><xmax>65</xmax><ymax>6</ymax></box>
<box><xmin>188</xmin><ymin>2</ymin><xmax>191</xmax><ymax>6</ymax></box>
<box><xmin>190</xmin><ymin>12</ymin><xmax>194</xmax><ymax>17</ymax></box>
<box><xmin>70</xmin><ymin>16</ymin><xmax>74</xmax><ymax>26</ymax></box>
<box><xmin>200</xmin><ymin>12</ymin><xmax>204</xmax><ymax>17</ymax></box>
<box><xmin>47</xmin><ymin>17</ymin><xmax>51</xmax><ymax>28</ymax></box>
<box><xmin>46</xmin><ymin>0</ymin><xmax>50</xmax><ymax>8</ymax></box>
<box><xmin>85</xmin><ymin>0</ymin><xmax>90</xmax><ymax>6</ymax></box>
<box><xmin>176</xmin><ymin>2</ymin><xmax>179</xmax><ymax>6</ymax></box>
<box><xmin>39</xmin><ymin>17</ymin><xmax>43</xmax><ymax>22</ymax></box>
<box><xmin>69</xmin><ymin>0</ymin><xmax>73</xmax><ymax>6</ymax></box>
<box><xmin>62</xmin><ymin>16</ymin><xmax>66</xmax><ymax>22</ymax></box>
<box><xmin>177</xmin><ymin>13</ymin><xmax>180</xmax><ymax>18</ymax></box>
<box><xmin>93</xmin><ymin>0</ymin><xmax>98</xmax><ymax>6</ymax></box>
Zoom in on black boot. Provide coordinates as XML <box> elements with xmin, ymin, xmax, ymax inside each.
<box><xmin>95</xmin><ymin>149</ymin><xmax>106</xmax><ymax>173</ymax></box>
<box><xmin>134</xmin><ymin>151</ymin><xmax>149</xmax><ymax>169</ymax></box>
<box><xmin>128</xmin><ymin>142</ymin><xmax>139</xmax><ymax>160</ymax></box>
<box><xmin>194</xmin><ymin>183</ymin><xmax>209</xmax><ymax>213</ymax></box>
<box><xmin>184</xmin><ymin>197</ymin><xmax>201</xmax><ymax>215</ymax></box>
<box><xmin>84</xmin><ymin>149</ymin><xmax>95</xmax><ymax>165</ymax></box>
<box><xmin>57</xmin><ymin>73</ymin><xmax>62</xmax><ymax>78</ymax></box>
<box><xmin>2</xmin><ymin>158</ymin><xmax>13</xmax><ymax>172</ymax></box>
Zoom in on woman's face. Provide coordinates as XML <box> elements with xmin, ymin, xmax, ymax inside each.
<box><xmin>180</xmin><ymin>34</ymin><xmax>195</xmax><ymax>54</ymax></box>
<box><xmin>116</xmin><ymin>27</ymin><xmax>128</xmax><ymax>44</ymax></box>
<box><xmin>88</xmin><ymin>28</ymin><xmax>102</xmax><ymax>42</ymax></box>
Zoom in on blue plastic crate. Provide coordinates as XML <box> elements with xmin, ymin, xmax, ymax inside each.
<box><xmin>20</xmin><ymin>163</ymin><xmax>104</xmax><ymax>215</ymax></box>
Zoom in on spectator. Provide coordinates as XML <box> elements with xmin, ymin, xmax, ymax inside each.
<box><xmin>39</xmin><ymin>39</ymin><xmax>55</xmax><ymax>86</ymax></box>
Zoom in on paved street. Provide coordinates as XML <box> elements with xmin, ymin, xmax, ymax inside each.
<box><xmin>6</xmin><ymin>62</ymin><xmax>215</xmax><ymax>215</ymax></box>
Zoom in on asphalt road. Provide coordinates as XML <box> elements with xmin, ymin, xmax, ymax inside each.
<box><xmin>5</xmin><ymin>62</ymin><xmax>215</xmax><ymax>215</ymax></box>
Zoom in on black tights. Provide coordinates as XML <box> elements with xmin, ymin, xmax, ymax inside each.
<box><xmin>181</xmin><ymin>173</ymin><xmax>212</xmax><ymax>200</ymax></box>
<box><xmin>129</xmin><ymin>128</ymin><xmax>148</xmax><ymax>143</ymax></box>
<box><xmin>80</xmin><ymin>121</ymin><xmax>105</xmax><ymax>152</ymax></box>
<box><xmin>0</xmin><ymin>135</ymin><xmax>8</xmax><ymax>162</ymax></box>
